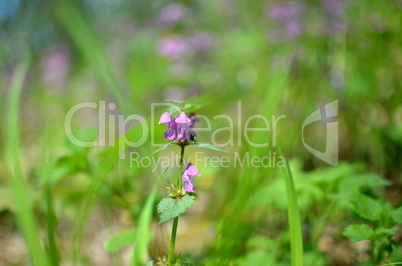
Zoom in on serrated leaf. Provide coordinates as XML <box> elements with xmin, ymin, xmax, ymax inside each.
<box><xmin>343</xmin><ymin>224</ymin><xmax>373</xmax><ymax>242</ymax></box>
<box><xmin>105</xmin><ymin>229</ymin><xmax>135</xmax><ymax>253</ymax></box>
<box><xmin>338</xmin><ymin>173</ymin><xmax>390</xmax><ymax>196</ymax></box>
<box><xmin>148</xmin><ymin>142</ymin><xmax>173</xmax><ymax>156</ymax></box>
<box><xmin>352</xmin><ymin>194</ymin><xmax>382</xmax><ymax>221</ymax></box>
<box><xmin>392</xmin><ymin>206</ymin><xmax>402</xmax><ymax>224</ymax></box>
<box><xmin>371</xmin><ymin>228</ymin><xmax>395</xmax><ymax>241</ymax></box>
<box><xmin>190</xmin><ymin>141</ymin><xmax>230</xmax><ymax>153</ymax></box>
<box><xmin>359</xmin><ymin>174</ymin><xmax>391</xmax><ymax>188</ymax></box>
<box><xmin>157</xmin><ymin>194</ymin><xmax>195</xmax><ymax>224</ymax></box>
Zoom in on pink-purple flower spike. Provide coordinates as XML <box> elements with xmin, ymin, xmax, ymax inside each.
<box><xmin>182</xmin><ymin>163</ymin><xmax>201</xmax><ymax>193</ymax></box>
<box><xmin>159</xmin><ymin>111</ymin><xmax>198</xmax><ymax>141</ymax></box>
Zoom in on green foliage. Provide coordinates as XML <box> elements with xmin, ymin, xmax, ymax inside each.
<box><xmin>371</xmin><ymin>228</ymin><xmax>395</xmax><ymax>241</ymax></box>
<box><xmin>343</xmin><ymin>225</ymin><xmax>395</xmax><ymax>243</ymax></box>
<box><xmin>278</xmin><ymin>146</ymin><xmax>304</xmax><ymax>266</ymax></box>
<box><xmin>392</xmin><ymin>207</ymin><xmax>402</xmax><ymax>224</ymax></box>
<box><xmin>6</xmin><ymin>60</ymin><xmax>50</xmax><ymax>266</ymax></box>
<box><xmin>157</xmin><ymin>194</ymin><xmax>195</xmax><ymax>224</ymax></box>
<box><xmin>343</xmin><ymin>224</ymin><xmax>373</xmax><ymax>242</ymax></box>
<box><xmin>105</xmin><ymin>229</ymin><xmax>135</xmax><ymax>253</ymax></box>
<box><xmin>132</xmin><ymin>169</ymin><xmax>168</xmax><ymax>265</ymax></box>
<box><xmin>352</xmin><ymin>194</ymin><xmax>383</xmax><ymax>222</ymax></box>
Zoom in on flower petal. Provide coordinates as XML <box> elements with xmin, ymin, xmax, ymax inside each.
<box><xmin>175</xmin><ymin>112</ymin><xmax>191</xmax><ymax>124</ymax></box>
<box><xmin>185</xmin><ymin>164</ymin><xmax>200</xmax><ymax>176</ymax></box>
<box><xmin>184</xmin><ymin>181</ymin><xmax>194</xmax><ymax>192</ymax></box>
<box><xmin>158</xmin><ymin>112</ymin><xmax>172</xmax><ymax>124</ymax></box>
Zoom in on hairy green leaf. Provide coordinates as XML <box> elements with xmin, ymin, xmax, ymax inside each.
<box><xmin>157</xmin><ymin>194</ymin><xmax>195</xmax><ymax>224</ymax></box>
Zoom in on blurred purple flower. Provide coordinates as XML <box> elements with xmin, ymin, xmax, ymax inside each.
<box><xmin>182</xmin><ymin>163</ymin><xmax>201</xmax><ymax>193</ymax></box>
<box><xmin>283</xmin><ymin>21</ymin><xmax>303</xmax><ymax>39</ymax></box>
<box><xmin>322</xmin><ymin>0</ymin><xmax>345</xmax><ymax>16</ymax></box>
<box><xmin>157</xmin><ymin>35</ymin><xmax>191</xmax><ymax>59</ymax></box>
<box><xmin>188</xmin><ymin>32</ymin><xmax>215</xmax><ymax>52</ymax></box>
<box><xmin>268</xmin><ymin>2</ymin><xmax>303</xmax><ymax>23</ymax></box>
<box><xmin>170</xmin><ymin>60</ymin><xmax>191</xmax><ymax>76</ymax></box>
<box><xmin>159</xmin><ymin>3</ymin><xmax>186</xmax><ymax>26</ymax></box>
<box><xmin>322</xmin><ymin>0</ymin><xmax>347</xmax><ymax>36</ymax></box>
<box><xmin>41</xmin><ymin>45</ymin><xmax>70</xmax><ymax>91</ymax></box>
<box><xmin>266</xmin><ymin>1</ymin><xmax>305</xmax><ymax>41</ymax></box>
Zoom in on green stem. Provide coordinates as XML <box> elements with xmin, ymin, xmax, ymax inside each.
<box><xmin>371</xmin><ymin>240</ymin><xmax>376</xmax><ymax>266</ymax></box>
<box><xmin>167</xmin><ymin>144</ymin><xmax>186</xmax><ymax>265</ymax></box>
<box><xmin>178</xmin><ymin>144</ymin><xmax>185</xmax><ymax>188</ymax></box>
<box><xmin>167</xmin><ymin>216</ymin><xmax>179</xmax><ymax>265</ymax></box>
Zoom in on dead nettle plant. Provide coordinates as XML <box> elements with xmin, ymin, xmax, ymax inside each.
<box><xmin>150</xmin><ymin>97</ymin><xmax>228</xmax><ymax>265</ymax></box>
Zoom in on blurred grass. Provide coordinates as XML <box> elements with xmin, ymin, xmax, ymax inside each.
<box><xmin>278</xmin><ymin>145</ymin><xmax>303</xmax><ymax>266</ymax></box>
<box><xmin>5</xmin><ymin>59</ymin><xmax>49</xmax><ymax>266</ymax></box>
<box><xmin>132</xmin><ymin>168</ymin><xmax>167</xmax><ymax>266</ymax></box>
<box><xmin>53</xmin><ymin>0</ymin><xmax>131</xmax><ymax>115</ymax></box>
<box><xmin>41</xmin><ymin>132</ymin><xmax>60</xmax><ymax>266</ymax></box>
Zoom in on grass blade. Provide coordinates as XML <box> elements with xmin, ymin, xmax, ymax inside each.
<box><xmin>277</xmin><ymin>144</ymin><xmax>304</xmax><ymax>266</ymax></box>
<box><xmin>132</xmin><ymin>168</ymin><xmax>168</xmax><ymax>266</ymax></box>
<box><xmin>53</xmin><ymin>0</ymin><xmax>130</xmax><ymax>115</ymax></box>
<box><xmin>5</xmin><ymin>60</ymin><xmax>49</xmax><ymax>266</ymax></box>
<box><xmin>41</xmin><ymin>131</ymin><xmax>60</xmax><ymax>266</ymax></box>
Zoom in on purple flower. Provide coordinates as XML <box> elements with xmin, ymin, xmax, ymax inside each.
<box><xmin>188</xmin><ymin>32</ymin><xmax>215</xmax><ymax>52</ymax></box>
<box><xmin>159</xmin><ymin>3</ymin><xmax>186</xmax><ymax>26</ymax></box>
<box><xmin>322</xmin><ymin>0</ymin><xmax>347</xmax><ymax>36</ymax></box>
<box><xmin>266</xmin><ymin>1</ymin><xmax>305</xmax><ymax>41</ymax></box>
<box><xmin>157</xmin><ymin>35</ymin><xmax>191</xmax><ymax>59</ymax></box>
<box><xmin>158</xmin><ymin>112</ymin><xmax>172</xmax><ymax>124</ymax></box>
<box><xmin>182</xmin><ymin>163</ymin><xmax>201</xmax><ymax>193</ymax></box>
<box><xmin>158</xmin><ymin>112</ymin><xmax>176</xmax><ymax>140</ymax></box>
<box><xmin>267</xmin><ymin>2</ymin><xmax>303</xmax><ymax>23</ymax></box>
<box><xmin>158</xmin><ymin>111</ymin><xmax>198</xmax><ymax>141</ymax></box>
<box><xmin>322</xmin><ymin>0</ymin><xmax>345</xmax><ymax>16</ymax></box>
<box><xmin>175</xmin><ymin>112</ymin><xmax>191</xmax><ymax>139</ymax></box>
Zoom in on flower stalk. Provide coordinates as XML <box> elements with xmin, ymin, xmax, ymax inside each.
<box><xmin>167</xmin><ymin>144</ymin><xmax>185</xmax><ymax>265</ymax></box>
<box><xmin>155</xmin><ymin>103</ymin><xmax>224</xmax><ymax>265</ymax></box>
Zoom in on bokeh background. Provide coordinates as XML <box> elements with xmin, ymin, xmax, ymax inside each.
<box><xmin>1</xmin><ymin>0</ymin><xmax>402</xmax><ymax>265</ymax></box>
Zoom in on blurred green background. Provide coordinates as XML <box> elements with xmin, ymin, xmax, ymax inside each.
<box><xmin>1</xmin><ymin>0</ymin><xmax>402</xmax><ymax>265</ymax></box>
